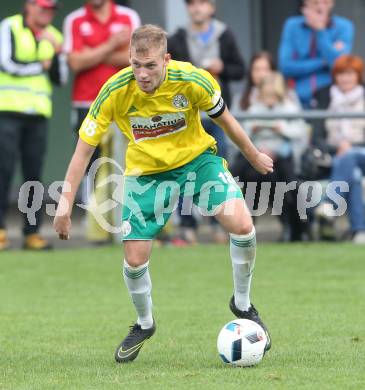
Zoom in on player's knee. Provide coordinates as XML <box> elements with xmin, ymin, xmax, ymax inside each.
<box><xmin>123</xmin><ymin>240</ymin><xmax>151</xmax><ymax>267</ymax></box>
<box><xmin>230</xmin><ymin>220</ymin><xmax>254</xmax><ymax>236</ymax></box>
<box><xmin>124</xmin><ymin>255</ymin><xmax>148</xmax><ymax>268</ymax></box>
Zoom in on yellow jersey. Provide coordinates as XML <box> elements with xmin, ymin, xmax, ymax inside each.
<box><xmin>79</xmin><ymin>60</ymin><xmax>226</xmax><ymax>175</ymax></box>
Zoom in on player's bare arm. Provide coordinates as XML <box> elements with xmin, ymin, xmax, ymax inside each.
<box><xmin>213</xmin><ymin>107</ymin><xmax>274</xmax><ymax>174</ymax></box>
<box><xmin>53</xmin><ymin>139</ymin><xmax>96</xmax><ymax>240</ymax></box>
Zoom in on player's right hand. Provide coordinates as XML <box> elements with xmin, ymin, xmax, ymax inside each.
<box><xmin>53</xmin><ymin>215</ymin><xmax>71</xmax><ymax>240</ymax></box>
<box><xmin>252</xmin><ymin>152</ymin><xmax>274</xmax><ymax>175</ymax></box>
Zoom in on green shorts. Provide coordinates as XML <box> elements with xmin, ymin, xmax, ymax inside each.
<box><xmin>121</xmin><ymin>149</ymin><xmax>243</xmax><ymax>240</ymax></box>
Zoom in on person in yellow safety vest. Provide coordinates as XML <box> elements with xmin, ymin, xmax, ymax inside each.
<box><xmin>0</xmin><ymin>0</ymin><xmax>68</xmax><ymax>251</ymax></box>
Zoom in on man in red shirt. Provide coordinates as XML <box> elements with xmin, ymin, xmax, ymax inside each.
<box><xmin>63</xmin><ymin>0</ymin><xmax>140</xmax><ymax>242</ymax></box>
<box><xmin>63</xmin><ymin>0</ymin><xmax>140</xmax><ymax>108</ymax></box>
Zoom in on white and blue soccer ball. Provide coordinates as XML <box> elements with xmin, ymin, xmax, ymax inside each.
<box><xmin>217</xmin><ymin>319</ymin><xmax>267</xmax><ymax>367</ymax></box>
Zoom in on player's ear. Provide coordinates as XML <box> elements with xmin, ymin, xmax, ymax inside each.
<box><xmin>164</xmin><ymin>53</ymin><xmax>171</xmax><ymax>65</ymax></box>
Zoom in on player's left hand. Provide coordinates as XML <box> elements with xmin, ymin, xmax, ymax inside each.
<box><xmin>252</xmin><ymin>152</ymin><xmax>274</xmax><ymax>175</ymax></box>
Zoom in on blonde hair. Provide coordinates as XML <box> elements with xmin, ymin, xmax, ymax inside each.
<box><xmin>258</xmin><ymin>72</ymin><xmax>287</xmax><ymax>102</ymax></box>
<box><xmin>131</xmin><ymin>24</ymin><xmax>167</xmax><ymax>54</ymax></box>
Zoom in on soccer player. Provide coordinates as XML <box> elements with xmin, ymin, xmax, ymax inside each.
<box><xmin>53</xmin><ymin>24</ymin><xmax>273</xmax><ymax>363</ymax></box>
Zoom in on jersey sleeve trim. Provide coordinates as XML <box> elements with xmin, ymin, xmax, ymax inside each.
<box><xmin>89</xmin><ymin>70</ymin><xmax>134</xmax><ymax>119</ymax></box>
<box><xmin>168</xmin><ymin>69</ymin><xmax>215</xmax><ymax>96</ymax></box>
<box><xmin>206</xmin><ymin>96</ymin><xmax>226</xmax><ymax>118</ymax></box>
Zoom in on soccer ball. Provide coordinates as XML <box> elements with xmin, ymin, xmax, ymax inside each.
<box><xmin>217</xmin><ymin>319</ymin><xmax>267</xmax><ymax>367</ymax></box>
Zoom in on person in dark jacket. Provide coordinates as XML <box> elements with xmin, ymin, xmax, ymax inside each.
<box><xmin>168</xmin><ymin>0</ymin><xmax>245</xmax><ymax>244</ymax></box>
<box><xmin>168</xmin><ymin>0</ymin><xmax>245</xmax><ymax>110</ymax></box>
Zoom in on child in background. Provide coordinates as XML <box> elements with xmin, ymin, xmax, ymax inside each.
<box><xmin>232</xmin><ymin>72</ymin><xmax>309</xmax><ymax>241</ymax></box>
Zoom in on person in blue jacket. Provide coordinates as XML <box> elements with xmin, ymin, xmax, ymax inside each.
<box><xmin>278</xmin><ymin>0</ymin><xmax>354</xmax><ymax>108</ymax></box>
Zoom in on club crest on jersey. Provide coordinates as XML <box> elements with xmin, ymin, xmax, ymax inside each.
<box><xmin>172</xmin><ymin>94</ymin><xmax>189</xmax><ymax>109</ymax></box>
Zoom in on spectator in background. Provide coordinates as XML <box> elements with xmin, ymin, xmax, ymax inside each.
<box><xmin>0</xmin><ymin>0</ymin><xmax>66</xmax><ymax>251</ymax></box>
<box><xmin>168</xmin><ymin>0</ymin><xmax>245</xmax><ymax>244</ymax></box>
<box><xmin>232</xmin><ymin>72</ymin><xmax>309</xmax><ymax>241</ymax></box>
<box><xmin>238</xmin><ymin>51</ymin><xmax>300</xmax><ymax>111</ymax></box>
<box><xmin>63</xmin><ymin>0</ymin><xmax>140</xmax><ymax>243</ymax></box>
<box><xmin>169</xmin><ymin>0</ymin><xmax>245</xmax><ymax>111</ymax></box>
<box><xmin>243</xmin><ymin>72</ymin><xmax>308</xmax><ymax>175</ymax></box>
<box><xmin>312</xmin><ymin>55</ymin><xmax>365</xmax><ymax>243</ymax></box>
<box><xmin>278</xmin><ymin>0</ymin><xmax>354</xmax><ymax>108</ymax></box>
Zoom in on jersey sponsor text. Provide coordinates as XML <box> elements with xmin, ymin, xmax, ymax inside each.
<box><xmin>130</xmin><ymin>112</ymin><xmax>187</xmax><ymax>142</ymax></box>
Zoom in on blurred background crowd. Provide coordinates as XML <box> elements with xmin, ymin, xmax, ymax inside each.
<box><xmin>1</xmin><ymin>0</ymin><xmax>365</xmax><ymax>250</ymax></box>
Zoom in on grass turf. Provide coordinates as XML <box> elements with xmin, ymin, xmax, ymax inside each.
<box><xmin>0</xmin><ymin>243</ymin><xmax>364</xmax><ymax>389</ymax></box>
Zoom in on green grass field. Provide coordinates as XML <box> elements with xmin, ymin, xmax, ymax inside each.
<box><xmin>1</xmin><ymin>243</ymin><xmax>364</xmax><ymax>389</ymax></box>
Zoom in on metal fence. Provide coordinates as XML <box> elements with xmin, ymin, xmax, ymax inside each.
<box><xmin>230</xmin><ymin>110</ymin><xmax>365</xmax><ymax>120</ymax></box>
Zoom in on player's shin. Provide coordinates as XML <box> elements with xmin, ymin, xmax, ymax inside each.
<box><xmin>123</xmin><ymin>259</ymin><xmax>153</xmax><ymax>329</ymax></box>
<box><xmin>229</xmin><ymin>227</ymin><xmax>256</xmax><ymax>312</ymax></box>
